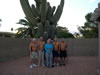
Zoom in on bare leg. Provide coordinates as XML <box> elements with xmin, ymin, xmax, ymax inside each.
<box><xmin>29</xmin><ymin>58</ymin><xmax>34</xmax><ymax>69</ymax></box>
<box><xmin>42</xmin><ymin>51</ymin><xmax>44</xmax><ymax>66</ymax></box>
<box><xmin>60</xmin><ymin>58</ymin><xmax>63</xmax><ymax>66</ymax></box>
<box><xmin>58</xmin><ymin>57</ymin><xmax>60</xmax><ymax>65</ymax></box>
<box><xmin>55</xmin><ymin>57</ymin><xmax>58</xmax><ymax>65</ymax></box>
<box><xmin>30</xmin><ymin>59</ymin><xmax>33</xmax><ymax>65</ymax></box>
<box><xmin>62</xmin><ymin>57</ymin><xmax>66</xmax><ymax>66</ymax></box>
<box><xmin>54</xmin><ymin>57</ymin><xmax>57</xmax><ymax>66</ymax></box>
<box><xmin>34</xmin><ymin>58</ymin><xmax>38</xmax><ymax>65</ymax></box>
<box><xmin>38</xmin><ymin>51</ymin><xmax>41</xmax><ymax>66</ymax></box>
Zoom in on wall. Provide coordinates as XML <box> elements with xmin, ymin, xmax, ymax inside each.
<box><xmin>65</xmin><ymin>39</ymin><xmax>98</xmax><ymax>56</ymax></box>
<box><xmin>0</xmin><ymin>38</ymin><xmax>31</xmax><ymax>62</ymax></box>
<box><xmin>0</xmin><ymin>38</ymin><xmax>98</xmax><ymax>62</ymax></box>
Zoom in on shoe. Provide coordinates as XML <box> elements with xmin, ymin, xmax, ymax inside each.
<box><xmin>29</xmin><ymin>65</ymin><xmax>33</xmax><ymax>69</ymax></box>
<box><xmin>33</xmin><ymin>64</ymin><xmax>37</xmax><ymax>67</ymax></box>
<box><xmin>56</xmin><ymin>63</ymin><xmax>59</xmax><ymax>66</ymax></box>
<box><xmin>63</xmin><ymin>64</ymin><xmax>66</xmax><ymax>66</ymax></box>
<box><xmin>60</xmin><ymin>64</ymin><xmax>63</xmax><ymax>66</ymax></box>
<box><xmin>52</xmin><ymin>65</ymin><xmax>54</xmax><ymax>67</ymax></box>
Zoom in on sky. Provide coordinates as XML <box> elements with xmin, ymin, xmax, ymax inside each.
<box><xmin>0</xmin><ymin>0</ymin><xmax>99</xmax><ymax>33</ymax></box>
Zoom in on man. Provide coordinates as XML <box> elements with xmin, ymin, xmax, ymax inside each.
<box><xmin>45</xmin><ymin>38</ymin><xmax>53</xmax><ymax>67</ymax></box>
<box><xmin>53</xmin><ymin>38</ymin><xmax>60</xmax><ymax>66</ymax></box>
<box><xmin>29</xmin><ymin>38</ymin><xmax>38</xmax><ymax>69</ymax></box>
<box><xmin>59</xmin><ymin>38</ymin><xmax>67</xmax><ymax>66</ymax></box>
<box><xmin>38</xmin><ymin>36</ymin><xmax>45</xmax><ymax>67</ymax></box>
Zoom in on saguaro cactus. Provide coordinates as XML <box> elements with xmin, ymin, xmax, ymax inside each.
<box><xmin>20</xmin><ymin>0</ymin><xmax>65</xmax><ymax>39</ymax></box>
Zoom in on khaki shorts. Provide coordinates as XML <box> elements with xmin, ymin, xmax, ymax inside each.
<box><xmin>31</xmin><ymin>52</ymin><xmax>38</xmax><ymax>59</ymax></box>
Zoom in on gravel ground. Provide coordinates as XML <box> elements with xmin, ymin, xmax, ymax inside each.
<box><xmin>0</xmin><ymin>56</ymin><xmax>97</xmax><ymax>75</ymax></box>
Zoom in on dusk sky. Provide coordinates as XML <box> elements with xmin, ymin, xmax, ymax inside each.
<box><xmin>0</xmin><ymin>0</ymin><xmax>99</xmax><ymax>33</ymax></box>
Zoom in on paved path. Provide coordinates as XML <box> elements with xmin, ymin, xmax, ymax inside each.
<box><xmin>0</xmin><ymin>56</ymin><xmax>97</xmax><ymax>75</ymax></box>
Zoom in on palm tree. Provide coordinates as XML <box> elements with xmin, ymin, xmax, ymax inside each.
<box><xmin>16</xmin><ymin>17</ymin><xmax>38</xmax><ymax>38</ymax></box>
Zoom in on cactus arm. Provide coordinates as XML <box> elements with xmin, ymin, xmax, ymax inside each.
<box><xmin>44</xmin><ymin>20</ymin><xmax>51</xmax><ymax>36</ymax></box>
<box><xmin>48</xmin><ymin>6</ymin><xmax>56</xmax><ymax>21</ymax></box>
<box><xmin>50</xmin><ymin>0</ymin><xmax>64</xmax><ymax>24</ymax></box>
<box><xmin>37</xmin><ymin>22</ymin><xmax>44</xmax><ymax>36</ymax></box>
<box><xmin>50</xmin><ymin>25</ymin><xmax>56</xmax><ymax>39</ymax></box>
<box><xmin>31</xmin><ymin>4</ymin><xmax>39</xmax><ymax>17</ymax></box>
<box><xmin>20</xmin><ymin>0</ymin><xmax>36</xmax><ymax>25</ymax></box>
<box><xmin>34</xmin><ymin>0</ymin><xmax>41</xmax><ymax>8</ymax></box>
<box><xmin>50</xmin><ymin>6</ymin><xmax>56</xmax><ymax>16</ymax></box>
<box><xmin>50</xmin><ymin>5</ymin><xmax>62</xmax><ymax>24</ymax></box>
<box><xmin>40</xmin><ymin>0</ymin><xmax>47</xmax><ymax>24</ymax></box>
<box><xmin>60</xmin><ymin>0</ymin><xmax>64</xmax><ymax>7</ymax></box>
<box><xmin>46</xmin><ymin>6</ymin><xmax>52</xmax><ymax>20</ymax></box>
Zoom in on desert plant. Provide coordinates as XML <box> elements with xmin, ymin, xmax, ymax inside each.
<box><xmin>20</xmin><ymin>0</ymin><xmax>65</xmax><ymax>40</ymax></box>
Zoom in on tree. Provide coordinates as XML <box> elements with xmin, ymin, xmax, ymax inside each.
<box><xmin>57</xmin><ymin>26</ymin><xmax>74</xmax><ymax>38</ymax></box>
<box><xmin>78</xmin><ymin>13</ymin><xmax>98</xmax><ymax>38</ymax></box>
<box><xmin>16</xmin><ymin>18</ymin><xmax>38</xmax><ymax>38</ymax></box>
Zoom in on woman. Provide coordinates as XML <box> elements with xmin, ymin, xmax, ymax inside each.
<box><xmin>45</xmin><ymin>39</ymin><xmax>53</xmax><ymax>67</ymax></box>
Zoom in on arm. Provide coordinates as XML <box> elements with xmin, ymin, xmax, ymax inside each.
<box><xmin>43</xmin><ymin>42</ymin><xmax>45</xmax><ymax>50</ymax></box>
<box><xmin>45</xmin><ymin>44</ymin><xmax>50</xmax><ymax>53</ymax></box>
<box><xmin>58</xmin><ymin>43</ymin><xmax>61</xmax><ymax>53</ymax></box>
<box><xmin>50</xmin><ymin>44</ymin><xmax>53</xmax><ymax>52</ymax></box>
<box><xmin>37</xmin><ymin>42</ymin><xmax>40</xmax><ymax>50</ymax></box>
<box><xmin>65</xmin><ymin>43</ymin><xmax>67</xmax><ymax>51</ymax></box>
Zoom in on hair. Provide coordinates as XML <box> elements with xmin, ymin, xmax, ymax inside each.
<box><xmin>32</xmin><ymin>38</ymin><xmax>36</xmax><ymax>42</ymax></box>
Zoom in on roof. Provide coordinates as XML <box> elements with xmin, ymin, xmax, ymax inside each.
<box><xmin>0</xmin><ymin>32</ymin><xmax>15</xmax><ymax>36</ymax></box>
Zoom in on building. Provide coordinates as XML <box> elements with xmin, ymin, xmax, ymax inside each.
<box><xmin>0</xmin><ymin>32</ymin><xmax>15</xmax><ymax>38</ymax></box>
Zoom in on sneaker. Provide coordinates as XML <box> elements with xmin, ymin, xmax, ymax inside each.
<box><xmin>60</xmin><ymin>64</ymin><xmax>63</xmax><ymax>66</ymax></box>
<box><xmin>29</xmin><ymin>65</ymin><xmax>33</xmax><ymax>69</ymax></box>
<box><xmin>63</xmin><ymin>64</ymin><xmax>66</xmax><ymax>66</ymax></box>
<box><xmin>56</xmin><ymin>63</ymin><xmax>59</xmax><ymax>66</ymax></box>
<box><xmin>33</xmin><ymin>64</ymin><xmax>37</xmax><ymax>67</ymax></box>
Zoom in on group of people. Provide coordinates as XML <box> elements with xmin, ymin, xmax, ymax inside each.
<box><xmin>29</xmin><ymin>37</ymin><xmax>67</xmax><ymax>69</ymax></box>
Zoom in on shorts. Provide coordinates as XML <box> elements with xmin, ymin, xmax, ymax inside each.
<box><xmin>60</xmin><ymin>50</ymin><xmax>67</xmax><ymax>58</ymax></box>
<box><xmin>53</xmin><ymin>50</ymin><xmax>59</xmax><ymax>57</ymax></box>
<box><xmin>31</xmin><ymin>52</ymin><xmax>38</xmax><ymax>59</ymax></box>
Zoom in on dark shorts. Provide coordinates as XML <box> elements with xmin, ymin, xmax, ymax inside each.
<box><xmin>60</xmin><ymin>50</ymin><xmax>67</xmax><ymax>58</ymax></box>
<box><xmin>53</xmin><ymin>50</ymin><xmax>59</xmax><ymax>57</ymax></box>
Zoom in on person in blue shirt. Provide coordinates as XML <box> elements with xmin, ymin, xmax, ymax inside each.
<box><xmin>45</xmin><ymin>38</ymin><xmax>53</xmax><ymax>67</ymax></box>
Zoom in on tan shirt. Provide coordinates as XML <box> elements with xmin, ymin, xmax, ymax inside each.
<box><xmin>38</xmin><ymin>41</ymin><xmax>45</xmax><ymax>50</ymax></box>
<box><xmin>60</xmin><ymin>42</ymin><xmax>67</xmax><ymax>51</ymax></box>
<box><xmin>53</xmin><ymin>41</ymin><xmax>60</xmax><ymax>51</ymax></box>
<box><xmin>29</xmin><ymin>42</ymin><xmax>37</xmax><ymax>52</ymax></box>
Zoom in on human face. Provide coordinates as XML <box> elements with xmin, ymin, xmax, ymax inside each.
<box><xmin>47</xmin><ymin>39</ymin><xmax>51</xmax><ymax>44</ymax></box>
<box><xmin>40</xmin><ymin>37</ymin><xmax>43</xmax><ymax>41</ymax></box>
<box><xmin>54</xmin><ymin>38</ymin><xmax>57</xmax><ymax>42</ymax></box>
<box><xmin>61</xmin><ymin>39</ymin><xmax>64</xmax><ymax>43</ymax></box>
<box><xmin>32</xmin><ymin>39</ymin><xmax>36</xmax><ymax>43</ymax></box>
